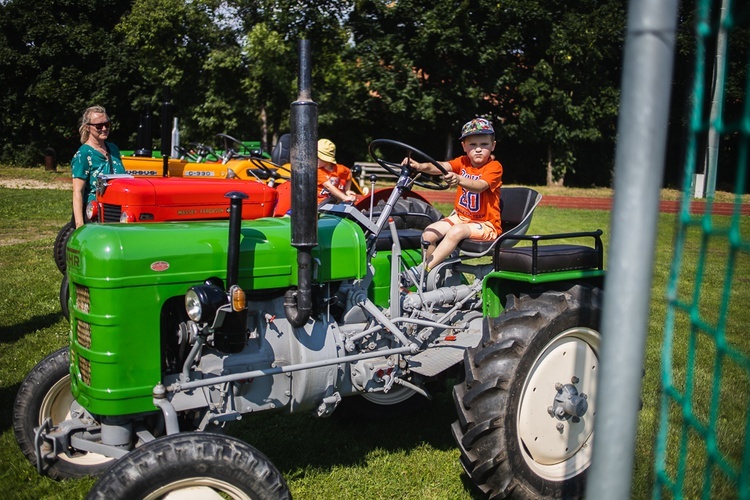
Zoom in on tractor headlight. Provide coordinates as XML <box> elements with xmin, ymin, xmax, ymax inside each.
<box><xmin>120</xmin><ymin>210</ymin><xmax>136</xmax><ymax>223</ymax></box>
<box><xmin>85</xmin><ymin>201</ymin><xmax>98</xmax><ymax>222</ymax></box>
<box><xmin>185</xmin><ymin>289</ymin><xmax>203</xmax><ymax>321</ymax></box>
<box><xmin>185</xmin><ymin>284</ymin><xmax>227</xmax><ymax>323</ymax></box>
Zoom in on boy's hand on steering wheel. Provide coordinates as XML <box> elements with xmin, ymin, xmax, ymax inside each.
<box><xmin>444</xmin><ymin>171</ymin><xmax>460</xmax><ymax>187</ymax></box>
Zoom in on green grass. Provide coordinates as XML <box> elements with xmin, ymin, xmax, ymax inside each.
<box><xmin>0</xmin><ymin>166</ymin><xmax>747</xmax><ymax>499</ymax></box>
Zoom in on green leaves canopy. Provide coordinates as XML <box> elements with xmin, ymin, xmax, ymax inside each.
<box><xmin>0</xmin><ymin>0</ymin><xmax>628</xmax><ymax>186</ymax></box>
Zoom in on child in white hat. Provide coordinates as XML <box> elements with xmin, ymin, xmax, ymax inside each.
<box><xmin>317</xmin><ymin>139</ymin><xmax>357</xmax><ymax>204</ymax></box>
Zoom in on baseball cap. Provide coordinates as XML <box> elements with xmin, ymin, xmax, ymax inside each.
<box><xmin>459</xmin><ymin>118</ymin><xmax>495</xmax><ymax>140</ymax></box>
<box><xmin>317</xmin><ymin>139</ymin><xmax>336</xmax><ymax>163</ymax></box>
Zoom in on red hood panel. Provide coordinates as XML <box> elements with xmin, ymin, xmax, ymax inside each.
<box><xmin>99</xmin><ymin>178</ymin><xmax>278</xmax><ymax>221</ymax></box>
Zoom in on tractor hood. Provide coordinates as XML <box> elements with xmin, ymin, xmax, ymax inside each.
<box><xmin>95</xmin><ymin>176</ymin><xmax>278</xmax><ymax>222</ymax></box>
<box><xmin>66</xmin><ymin>215</ymin><xmax>366</xmax><ymax>290</ymax></box>
<box><xmin>122</xmin><ymin>155</ymin><xmax>230</xmax><ymax>178</ymax></box>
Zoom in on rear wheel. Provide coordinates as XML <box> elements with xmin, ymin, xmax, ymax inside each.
<box><xmin>13</xmin><ymin>347</ymin><xmax>114</xmax><ymax>479</ymax></box>
<box><xmin>53</xmin><ymin>221</ymin><xmax>75</xmax><ymax>274</ymax></box>
<box><xmin>337</xmin><ymin>375</ymin><xmax>452</xmax><ymax>419</ymax></box>
<box><xmin>452</xmin><ymin>284</ymin><xmax>602</xmax><ymax>499</ymax></box>
<box><xmin>346</xmin><ymin>385</ymin><xmax>427</xmax><ymax>418</ymax></box>
<box><xmin>86</xmin><ymin>433</ymin><xmax>291</xmax><ymax>500</ymax></box>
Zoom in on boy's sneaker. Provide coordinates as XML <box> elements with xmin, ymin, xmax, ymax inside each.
<box><xmin>400</xmin><ymin>264</ymin><xmax>424</xmax><ymax>288</ymax></box>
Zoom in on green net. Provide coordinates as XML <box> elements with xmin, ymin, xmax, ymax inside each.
<box><xmin>654</xmin><ymin>1</ymin><xmax>750</xmax><ymax>499</ymax></box>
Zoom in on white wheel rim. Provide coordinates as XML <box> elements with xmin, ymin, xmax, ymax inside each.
<box><xmin>148</xmin><ymin>478</ymin><xmax>252</xmax><ymax>500</ymax></box>
<box><xmin>39</xmin><ymin>374</ymin><xmax>112</xmax><ymax>466</ymax></box>
<box><xmin>517</xmin><ymin>327</ymin><xmax>600</xmax><ymax>481</ymax></box>
<box><xmin>361</xmin><ymin>384</ymin><xmax>416</xmax><ymax>405</ymax></box>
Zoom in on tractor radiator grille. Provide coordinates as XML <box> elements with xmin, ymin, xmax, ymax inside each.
<box><xmin>77</xmin><ymin>320</ymin><xmax>91</xmax><ymax>349</ymax></box>
<box><xmin>75</xmin><ymin>284</ymin><xmax>90</xmax><ymax>313</ymax></box>
<box><xmin>79</xmin><ymin>356</ymin><xmax>91</xmax><ymax>385</ymax></box>
<box><xmin>102</xmin><ymin>204</ymin><xmax>122</xmax><ymax>223</ymax></box>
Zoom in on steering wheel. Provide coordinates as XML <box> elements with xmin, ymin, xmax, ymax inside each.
<box><xmin>216</xmin><ymin>133</ymin><xmax>251</xmax><ymax>161</ymax></box>
<box><xmin>188</xmin><ymin>142</ymin><xmax>220</xmax><ymax>162</ymax></box>
<box><xmin>174</xmin><ymin>145</ymin><xmax>200</xmax><ymax>162</ymax></box>
<box><xmin>368</xmin><ymin>139</ymin><xmax>450</xmax><ymax>190</ymax></box>
<box><xmin>248</xmin><ymin>157</ymin><xmax>281</xmax><ymax>178</ymax></box>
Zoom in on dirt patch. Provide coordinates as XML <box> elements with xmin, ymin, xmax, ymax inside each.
<box><xmin>0</xmin><ymin>228</ymin><xmax>60</xmax><ymax>247</ymax></box>
<box><xmin>0</xmin><ymin>179</ymin><xmax>70</xmax><ymax>190</ymax></box>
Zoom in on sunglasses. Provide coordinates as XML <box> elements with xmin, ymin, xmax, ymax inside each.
<box><xmin>89</xmin><ymin>121</ymin><xmax>111</xmax><ymax>131</ymax></box>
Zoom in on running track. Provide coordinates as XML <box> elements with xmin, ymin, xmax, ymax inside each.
<box><xmin>413</xmin><ymin>190</ymin><xmax>750</xmax><ymax>217</ymax></box>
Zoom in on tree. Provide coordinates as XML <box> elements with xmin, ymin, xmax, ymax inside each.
<box><xmin>489</xmin><ymin>0</ymin><xmax>625</xmax><ymax>186</ymax></box>
<box><xmin>241</xmin><ymin>23</ymin><xmax>294</xmax><ymax>151</ymax></box>
<box><xmin>0</xmin><ymin>0</ymin><xmax>633</xmax><ymax>189</ymax></box>
<box><xmin>348</xmin><ymin>0</ymin><xmax>504</xmax><ymax>159</ymax></box>
<box><xmin>347</xmin><ymin>0</ymin><xmax>625</xmax><ymax>185</ymax></box>
<box><xmin>0</xmin><ymin>0</ymin><xmax>136</xmax><ymax>165</ymax></box>
<box><xmin>233</xmin><ymin>0</ymin><xmax>362</xmax><ymax>159</ymax></box>
<box><xmin>117</xmin><ymin>0</ymin><xmax>240</xmax><ymax>146</ymax></box>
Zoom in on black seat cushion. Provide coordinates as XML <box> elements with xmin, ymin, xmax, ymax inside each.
<box><xmin>458</xmin><ymin>238</ymin><xmax>496</xmax><ymax>254</ymax></box>
<box><xmin>496</xmin><ymin>244</ymin><xmax>601</xmax><ymax>274</ymax></box>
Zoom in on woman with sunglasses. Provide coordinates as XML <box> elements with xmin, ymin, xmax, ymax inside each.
<box><xmin>71</xmin><ymin>105</ymin><xmax>125</xmax><ymax>228</ymax></box>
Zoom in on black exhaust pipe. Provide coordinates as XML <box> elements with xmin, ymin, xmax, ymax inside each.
<box><xmin>285</xmin><ymin>39</ymin><xmax>318</xmax><ymax>328</ymax></box>
<box><xmin>225</xmin><ymin>191</ymin><xmax>248</xmax><ymax>288</ymax></box>
<box><xmin>135</xmin><ymin>104</ymin><xmax>152</xmax><ymax>158</ymax></box>
<box><xmin>160</xmin><ymin>97</ymin><xmax>174</xmax><ymax>177</ymax></box>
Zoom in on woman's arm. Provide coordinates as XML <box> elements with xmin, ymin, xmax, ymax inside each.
<box><xmin>72</xmin><ymin>178</ymin><xmax>87</xmax><ymax>227</ymax></box>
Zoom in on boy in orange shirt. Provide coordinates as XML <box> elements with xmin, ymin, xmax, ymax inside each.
<box><xmin>402</xmin><ymin>118</ymin><xmax>503</xmax><ymax>285</ymax></box>
<box><xmin>317</xmin><ymin>138</ymin><xmax>357</xmax><ymax>204</ymax></box>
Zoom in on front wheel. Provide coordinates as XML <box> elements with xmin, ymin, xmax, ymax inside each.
<box><xmin>452</xmin><ymin>284</ymin><xmax>602</xmax><ymax>499</ymax></box>
<box><xmin>53</xmin><ymin>221</ymin><xmax>75</xmax><ymax>274</ymax></box>
<box><xmin>13</xmin><ymin>347</ymin><xmax>114</xmax><ymax>479</ymax></box>
<box><xmin>86</xmin><ymin>433</ymin><xmax>291</xmax><ymax>500</ymax></box>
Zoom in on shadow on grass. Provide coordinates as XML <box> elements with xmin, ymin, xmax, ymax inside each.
<box><xmin>0</xmin><ymin>312</ymin><xmax>65</xmax><ymax>345</ymax></box>
<box><xmin>0</xmin><ymin>372</ymin><xmax>485</xmax><ymax>497</ymax></box>
<box><xmin>226</xmin><ymin>383</ymin><xmax>481</xmax><ymax>491</ymax></box>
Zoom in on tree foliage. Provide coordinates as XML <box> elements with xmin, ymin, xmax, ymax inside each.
<box><xmin>489</xmin><ymin>0</ymin><xmax>624</xmax><ymax>185</ymax></box>
<box><xmin>0</xmin><ymin>0</ymin><xmax>136</xmax><ymax>164</ymax></box>
<box><xmin>0</xmin><ymin>0</ymin><xmax>641</xmax><ymax>188</ymax></box>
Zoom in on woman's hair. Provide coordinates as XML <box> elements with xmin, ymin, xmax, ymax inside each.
<box><xmin>78</xmin><ymin>105</ymin><xmax>108</xmax><ymax>144</ymax></box>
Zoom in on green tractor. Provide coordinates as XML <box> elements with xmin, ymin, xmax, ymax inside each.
<box><xmin>14</xmin><ymin>42</ymin><xmax>604</xmax><ymax>499</ymax></box>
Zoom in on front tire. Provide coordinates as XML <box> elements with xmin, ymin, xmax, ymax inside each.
<box><xmin>86</xmin><ymin>433</ymin><xmax>291</xmax><ymax>500</ymax></box>
<box><xmin>13</xmin><ymin>347</ymin><xmax>114</xmax><ymax>479</ymax></box>
<box><xmin>452</xmin><ymin>284</ymin><xmax>602</xmax><ymax>499</ymax></box>
<box><xmin>53</xmin><ymin>221</ymin><xmax>75</xmax><ymax>274</ymax></box>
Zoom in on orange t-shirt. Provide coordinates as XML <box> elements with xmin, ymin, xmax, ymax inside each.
<box><xmin>317</xmin><ymin>163</ymin><xmax>352</xmax><ymax>202</ymax></box>
<box><xmin>447</xmin><ymin>156</ymin><xmax>503</xmax><ymax>233</ymax></box>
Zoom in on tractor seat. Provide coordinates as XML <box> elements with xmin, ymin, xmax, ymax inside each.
<box><xmin>457</xmin><ymin>187</ymin><xmax>543</xmax><ymax>258</ymax></box>
<box><xmin>271</xmin><ymin>133</ymin><xmax>291</xmax><ymax>166</ymax></box>
<box><xmin>494</xmin><ymin>236</ymin><xmax>603</xmax><ymax>275</ymax></box>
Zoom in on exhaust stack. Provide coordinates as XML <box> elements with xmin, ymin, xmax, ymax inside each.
<box><xmin>285</xmin><ymin>39</ymin><xmax>318</xmax><ymax>328</ymax></box>
<box><xmin>225</xmin><ymin>191</ymin><xmax>248</xmax><ymax>288</ymax></box>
